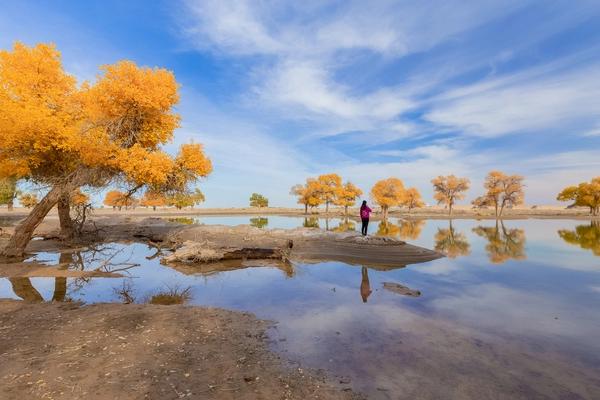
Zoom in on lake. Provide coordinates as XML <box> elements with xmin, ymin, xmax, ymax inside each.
<box><xmin>1</xmin><ymin>216</ymin><xmax>599</xmax><ymax>399</ymax></box>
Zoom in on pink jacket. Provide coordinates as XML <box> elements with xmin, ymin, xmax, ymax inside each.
<box><xmin>360</xmin><ymin>206</ymin><xmax>372</xmax><ymax>219</ymax></box>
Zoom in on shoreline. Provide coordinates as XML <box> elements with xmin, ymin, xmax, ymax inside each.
<box><xmin>1</xmin><ymin>206</ymin><xmax>599</xmax><ymax>221</ymax></box>
<box><xmin>0</xmin><ymin>300</ymin><xmax>361</xmax><ymax>400</ymax></box>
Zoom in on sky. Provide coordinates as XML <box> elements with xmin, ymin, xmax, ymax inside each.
<box><xmin>1</xmin><ymin>0</ymin><xmax>600</xmax><ymax>207</ymax></box>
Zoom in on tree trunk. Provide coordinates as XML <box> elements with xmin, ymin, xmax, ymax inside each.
<box><xmin>304</xmin><ymin>204</ymin><xmax>308</xmax><ymax>215</ymax></box>
<box><xmin>383</xmin><ymin>206</ymin><xmax>388</xmax><ymax>221</ymax></box>
<box><xmin>449</xmin><ymin>202</ymin><xmax>453</xmax><ymax>216</ymax></box>
<box><xmin>9</xmin><ymin>277</ymin><xmax>43</xmax><ymax>302</ymax></box>
<box><xmin>7</xmin><ymin>198</ymin><xmax>13</xmax><ymax>211</ymax></box>
<box><xmin>2</xmin><ymin>185</ymin><xmax>62</xmax><ymax>258</ymax></box>
<box><xmin>58</xmin><ymin>193</ymin><xmax>74</xmax><ymax>240</ymax></box>
<box><xmin>153</xmin><ymin>206</ymin><xmax>156</xmax><ymax>211</ymax></box>
<box><xmin>344</xmin><ymin>205</ymin><xmax>348</xmax><ymax>216</ymax></box>
<box><xmin>52</xmin><ymin>277</ymin><xmax>67</xmax><ymax>302</ymax></box>
<box><xmin>326</xmin><ymin>201</ymin><xmax>329</xmax><ymax>214</ymax></box>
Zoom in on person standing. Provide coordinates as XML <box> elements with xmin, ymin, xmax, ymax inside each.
<box><xmin>360</xmin><ymin>200</ymin><xmax>372</xmax><ymax>236</ymax></box>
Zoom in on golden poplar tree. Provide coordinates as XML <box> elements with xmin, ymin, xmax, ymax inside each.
<box><xmin>557</xmin><ymin>177</ymin><xmax>600</xmax><ymax>216</ymax></box>
<box><xmin>317</xmin><ymin>173</ymin><xmax>343</xmax><ymax>214</ymax></box>
<box><xmin>334</xmin><ymin>182</ymin><xmax>363</xmax><ymax>216</ymax></box>
<box><xmin>401</xmin><ymin>187</ymin><xmax>424</xmax><ymax>212</ymax></box>
<box><xmin>431</xmin><ymin>175</ymin><xmax>470</xmax><ymax>216</ymax></box>
<box><xmin>0</xmin><ymin>42</ymin><xmax>212</xmax><ymax>256</ymax></box>
<box><xmin>475</xmin><ymin>171</ymin><xmax>525</xmax><ymax>217</ymax></box>
<box><xmin>140</xmin><ymin>191</ymin><xmax>167</xmax><ymax>211</ymax></box>
<box><xmin>370</xmin><ymin>178</ymin><xmax>405</xmax><ymax>220</ymax></box>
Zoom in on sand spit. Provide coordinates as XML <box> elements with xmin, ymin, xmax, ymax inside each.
<box><xmin>163</xmin><ymin>224</ymin><xmax>443</xmax><ymax>269</ymax></box>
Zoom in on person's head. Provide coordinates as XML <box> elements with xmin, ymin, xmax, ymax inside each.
<box><xmin>361</xmin><ymin>200</ymin><xmax>367</xmax><ymax>207</ymax></box>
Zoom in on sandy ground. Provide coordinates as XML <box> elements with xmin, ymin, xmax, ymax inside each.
<box><xmin>1</xmin><ymin>204</ymin><xmax>598</xmax><ymax>220</ymax></box>
<box><xmin>0</xmin><ymin>300</ymin><xmax>361</xmax><ymax>400</ymax></box>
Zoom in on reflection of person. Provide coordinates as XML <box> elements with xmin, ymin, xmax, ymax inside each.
<box><xmin>360</xmin><ymin>267</ymin><xmax>372</xmax><ymax>303</ymax></box>
<box><xmin>360</xmin><ymin>200</ymin><xmax>372</xmax><ymax>236</ymax></box>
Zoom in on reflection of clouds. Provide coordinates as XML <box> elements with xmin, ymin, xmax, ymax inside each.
<box><xmin>430</xmin><ymin>283</ymin><xmax>600</xmax><ymax>346</ymax></box>
<box><xmin>591</xmin><ymin>286</ymin><xmax>600</xmax><ymax>293</ymax></box>
<box><xmin>273</xmin><ymin>298</ymin><xmax>600</xmax><ymax>398</ymax></box>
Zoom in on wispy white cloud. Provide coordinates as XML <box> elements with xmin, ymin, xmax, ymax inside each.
<box><xmin>425</xmin><ymin>61</ymin><xmax>600</xmax><ymax>138</ymax></box>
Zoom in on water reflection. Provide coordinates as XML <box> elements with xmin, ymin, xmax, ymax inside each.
<box><xmin>360</xmin><ymin>266</ymin><xmax>372</xmax><ymax>303</ymax></box>
<box><xmin>376</xmin><ymin>220</ymin><xmax>400</xmax><ymax>237</ymax></box>
<box><xmin>9</xmin><ymin>277</ymin><xmax>66</xmax><ymax>302</ymax></box>
<box><xmin>434</xmin><ymin>220</ymin><xmax>471</xmax><ymax>258</ymax></box>
<box><xmin>333</xmin><ymin>218</ymin><xmax>356</xmax><ymax>232</ymax></box>
<box><xmin>473</xmin><ymin>221</ymin><xmax>526</xmax><ymax>264</ymax></box>
<box><xmin>303</xmin><ymin>216</ymin><xmax>319</xmax><ymax>228</ymax></box>
<box><xmin>2</xmin><ymin>218</ymin><xmax>600</xmax><ymax>399</ymax></box>
<box><xmin>249</xmin><ymin>217</ymin><xmax>268</xmax><ymax>228</ymax></box>
<box><xmin>558</xmin><ymin>221</ymin><xmax>600</xmax><ymax>256</ymax></box>
<box><xmin>397</xmin><ymin>219</ymin><xmax>425</xmax><ymax>240</ymax></box>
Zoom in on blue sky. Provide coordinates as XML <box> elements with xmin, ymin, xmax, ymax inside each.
<box><xmin>1</xmin><ymin>0</ymin><xmax>600</xmax><ymax>207</ymax></box>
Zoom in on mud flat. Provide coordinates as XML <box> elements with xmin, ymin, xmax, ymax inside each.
<box><xmin>0</xmin><ymin>300</ymin><xmax>361</xmax><ymax>400</ymax></box>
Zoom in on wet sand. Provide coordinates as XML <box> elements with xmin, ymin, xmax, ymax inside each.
<box><xmin>0</xmin><ymin>300</ymin><xmax>361</xmax><ymax>400</ymax></box>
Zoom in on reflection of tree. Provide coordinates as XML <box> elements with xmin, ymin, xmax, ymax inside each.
<box><xmin>434</xmin><ymin>221</ymin><xmax>471</xmax><ymax>258</ymax></box>
<box><xmin>333</xmin><ymin>218</ymin><xmax>356</xmax><ymax>232</ymax></box>
<box><xmin>397</xmin><ymin>219</ymin><xmax>425</xmax><ymax>240</ymax></box>
<box><xmin>303</xmin><ymin>217</ymin><xmax>319</xmax><ymax>228</ymax></box>
<box><xmin>558</xmin><ymin>221</ymin><xmax>600</xmax><ymax>256</ymax></box>
<box><xmin>9</xmin><ymin>278</ymin><xmax>44</xmax><ymax>302</ymax></box>
<box><xmin>376</xmin><ymin>221</ymin><xmax>401</xmax><ymax>237</ymax></box>
<box><xmin>249</xmin><ymin>217</ymin><xmax>268</xmax><ymax>228</ymax></box>
<box><xmin>8</xmin><ymin>277</ymin><xmax>66</xmax><ymax>302</ymax></box>
<box><xmin>472</xmin><ymin>221</ymin><xmax>526</xmax><ymax>264</ymax></box>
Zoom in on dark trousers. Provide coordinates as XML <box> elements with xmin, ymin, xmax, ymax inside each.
<box><xmin>361</xmin><ymin>218</ymin><xmax>369</xmax><ymax>235</ymax></box>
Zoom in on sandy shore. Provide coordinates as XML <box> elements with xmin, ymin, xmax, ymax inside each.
<box><xmin>0</xmin><ymin>300</ymin><xmax>361</xmax><ymax>400</ymax></box>
<box><xmin>1</xmin><ymin>205</ymin><xmax>598</xmax><ymax>221</ymax></box>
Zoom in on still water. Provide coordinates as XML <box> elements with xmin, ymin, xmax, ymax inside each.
<box><xmin>1</xmin><ymin>216</ymin><xmax>600</xmax><ymax>399</ymax></box>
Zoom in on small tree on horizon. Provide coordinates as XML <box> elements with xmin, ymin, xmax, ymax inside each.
<box><xmin>371</xmin><ymin>178</ymin><xmax>405</xmax><ymax>220</ymax></box>
<box><xmin>431</xmin><ymin>175</ymin><xmax>470</xmax><ymax>216</ymax></box>
<box><xmin>140</xmin><ymin>191</ymin><xmax>167</xmax><ymax>211</ymax></box>
<box><xmin>334</xmin><ymin>182</ymin><xmax>363</xmax><ymax>216</ymax></box>
<box><xmin>0</xmin><ymin>177</ymin><xmax>19</xmax><ymax>211</ymax></box>
<box><xmin>291</xmin><ymin>179</ymin><xmax>323</xmax><ymax>214</ymax></box>
<box><xmin>401</xmin><ymin>187</ymin><xmax>425</xmax><ymax>212</ymax></box>
<box><xmin>19</xmin><ymin>193</ymin><xmax>38</xmax><ymax>209</ymax></box>
<box><xmin>475</xmin><ymin>171</ymin><xmax>525</xmax><ymax>218</ymax></box>
<box><xmin>317</xmin><ymin>173</ymin><xmax>342</xmax><ymax>214</ymax></box>
<box><xmin>249</xmin><ymin>193</ymin><xmax>269</xmax><ymax>208</ymax></box>
<box><xmin>557</xmin><ymin>177</ymin><xmax>600</xmax><ymax>216</ymax></box>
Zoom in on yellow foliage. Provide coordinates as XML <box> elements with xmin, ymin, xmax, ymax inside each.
<box><xmin>334</xmin><ymin>182</ymin><xmax>363</xmax><ymax>214</ymax></box>
<box><xmin>478</xmin><ymin>171</ymin><xmax>525</xmax><ymax>217</ymax></box>
<box><xmin>70</xmin><ymin>190</ymin><xmax>90</xmax><ymax>206</ymax></box>
<box><xmin>402</xmin><ymin>187</ymin><xmax>424</xmax><ymax>211</ymax></box>
<box><xmin>370</xmin><ymin>178</ymin><xmax>405</xmax><ymax>217</ymax></box>
<box><xmin>434</xmin><ymin>222</ymin><xmax>470</xmax><ymax>258</ymax></box>
<box><xmin>472</xmin><ymin>222</ymin><xmax>526</xmax><ymax>264</ymax></box>
<box><xmin>0</xmin><ymin>42</ymin><xmax>211</xmax><ymax>199</ymax></box>
<box><xmin>317</xmin><ymin>173</ymin><xmax>342</xmax><ymax>212</ymax></box>
<box><xmin>140</xmin><ymin>191</ymin><xmax>167</xmax><ymax>209</ymax></box>
<box><xmin>19</xmin><ymin>193</ymin><xmax>38</xmax><ymax>208</ymax></box>
<box><xmin>431</xmin><ymin>175</ymin><xmax>470</xmax><ymax>215</ymax></box>
<box><xmin>557</xmin><ymin>178</ymin><xmax>600</xmax><ymax>215</ymax></box>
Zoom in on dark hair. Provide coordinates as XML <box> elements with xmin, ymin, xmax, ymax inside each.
<box><xmin>361</xmin><ymin>200</ymin><xmax>367</xmax><ymax>208</ymax></box>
